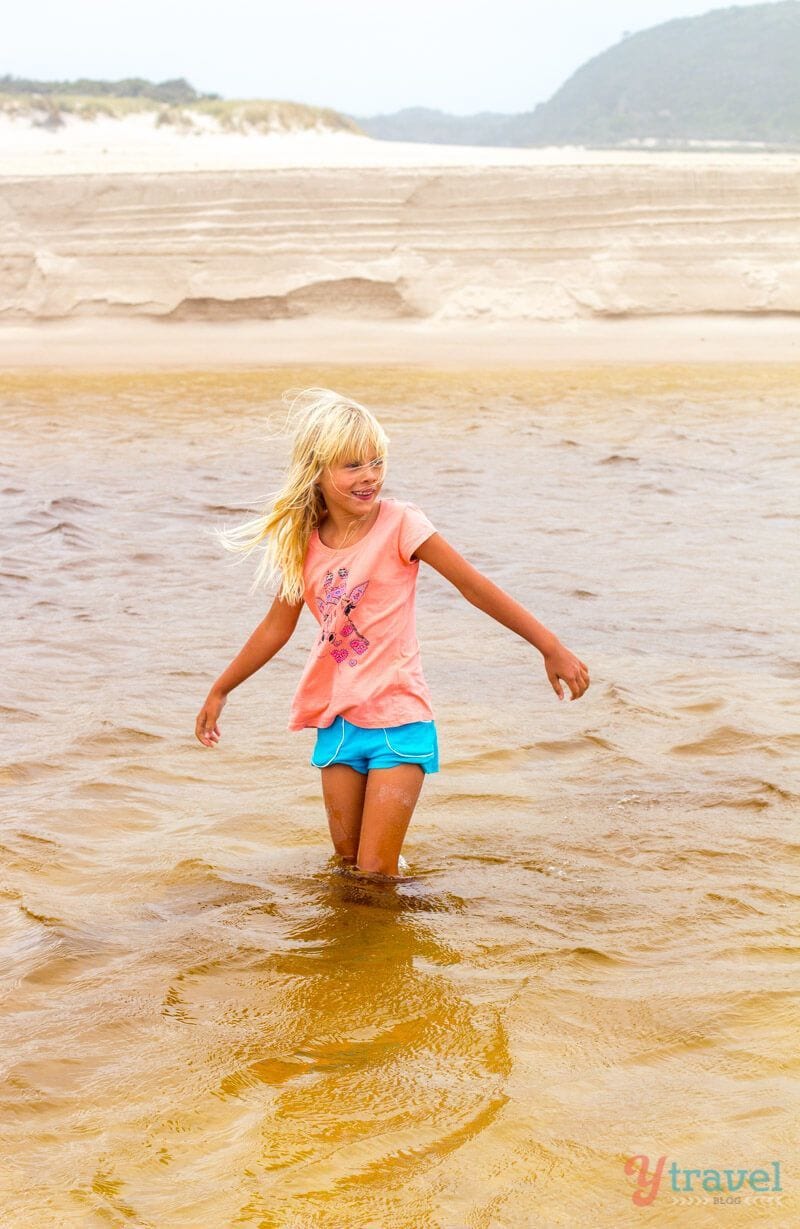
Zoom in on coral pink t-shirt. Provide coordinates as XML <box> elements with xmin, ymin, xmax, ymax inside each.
<box><xmin>287</xmin><ymin>497</ymin><xmax>437</xmax><ymax>731</ymax></box>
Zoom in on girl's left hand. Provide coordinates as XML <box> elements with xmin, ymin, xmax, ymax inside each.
<box><xmin>543</xmin><ymin>641</ymin><xmax>590</xmax><ymax>701</ymax></box>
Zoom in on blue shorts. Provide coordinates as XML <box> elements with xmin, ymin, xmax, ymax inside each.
<box><xmin>310</xmin><ymin>715</ymin><xmax>439</xmax><ymax>775</ymax></box>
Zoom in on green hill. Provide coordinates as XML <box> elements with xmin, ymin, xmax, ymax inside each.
<box><xmin>519</xmin><ymin>0</ymin><xmax>800</xmax><ymax>146</ymax></box>
<box><xmin>353</xmin><ymin>1</ymin><xmax>800</xmax><ymax>148</ymax></box>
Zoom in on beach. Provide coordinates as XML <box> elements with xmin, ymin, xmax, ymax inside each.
<box><xmin>3</xmin><ymin>314</ymin><xmax>799</xmax><ymax>367</ymax></box>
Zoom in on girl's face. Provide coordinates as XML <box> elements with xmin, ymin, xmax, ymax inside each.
<box><xmin>317</xmin><ymin>451</ymin><xmax>386</xmax><ymax>514</ymax></box>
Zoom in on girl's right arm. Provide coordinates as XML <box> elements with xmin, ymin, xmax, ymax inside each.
<box><xmin>194</xmin><ymin>593</ymin><xmax>304</xmax><ymax>747</ymax></box>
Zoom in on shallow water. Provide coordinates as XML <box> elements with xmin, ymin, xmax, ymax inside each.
<box><xmin>1</xmin><ymin>365</ymin><xmax>798</xmax><ymax>1227</ymax></box>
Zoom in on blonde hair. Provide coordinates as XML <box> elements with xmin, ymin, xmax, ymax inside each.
<box><xmin>214</xmin><ymin>387</ymin><xmax>390</xmax><ymax>603</ymax></box>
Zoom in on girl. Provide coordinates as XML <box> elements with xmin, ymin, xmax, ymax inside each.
<box><xmin>195</xmin><ymin>388</ymin><xmax>589</xmax><ymax>882</ymax></box>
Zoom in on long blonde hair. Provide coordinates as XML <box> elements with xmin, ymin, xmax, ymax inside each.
<box><xmin>214</xmin><ymin>387</ymin><xmax>390</xmax><ymax>603</ymax></box>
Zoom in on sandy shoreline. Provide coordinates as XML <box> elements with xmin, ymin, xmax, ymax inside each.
<box><xmin>3</xmin><ymin>113</ymin><xmax>798</xmax><ymax>176</ymax></box>
<box><xmin>2</xmin><ymin>314</ymin><xmax>799</xmax><ymax>368</ymax></box>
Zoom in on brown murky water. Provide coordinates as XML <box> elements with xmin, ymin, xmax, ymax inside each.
<box><xmin>1</xmin><ymin>365</ymin><xmax>798</xmax><ymax>1228</ymax></box>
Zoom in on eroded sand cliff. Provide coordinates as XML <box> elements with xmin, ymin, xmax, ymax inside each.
<box><xmin>2</xmin><ymin>160</ymin><xmax>799</xmax><ymax>325</ymax></box>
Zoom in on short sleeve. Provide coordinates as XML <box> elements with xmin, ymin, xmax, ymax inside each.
<box><xmin>398</xmin><ymin>501</ymin><xmax>437</xmax><ymax>565</ymax></box>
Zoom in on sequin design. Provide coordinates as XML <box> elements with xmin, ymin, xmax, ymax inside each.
<box><xmin>315</xmin><ymin>566</ymin><xmax>371</xmax><ymax>667</ymax></box>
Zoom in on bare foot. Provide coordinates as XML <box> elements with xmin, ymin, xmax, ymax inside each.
<box><xmin>336</xmin><ymin>854</ymin><xmax>413</xmax><ymax>884</ymax></box>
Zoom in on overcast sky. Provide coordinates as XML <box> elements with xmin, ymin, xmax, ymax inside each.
<box><xmin>6</xmin><ymin>1</ymin><xmax>781</xmax><ymax>115</ymax></box>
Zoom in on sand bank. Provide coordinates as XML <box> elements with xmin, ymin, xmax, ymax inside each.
<box><xmin>2</xmin><ymin>120</ymin><xmax>798</xmax><ymax>338</ymax></box>
<box><xmin>3</xmin><ymin>161</ymin><xmax>800</xmax><ymax>329</ymax></box>
<box><xmin>3</xmin><ymin>314</ymin><xmax>799</xmax><ymax>368</ymax></box>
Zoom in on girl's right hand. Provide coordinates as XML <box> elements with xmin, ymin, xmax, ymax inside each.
<box><xmin>195</xmin><ymin>690</ymin><xmax>227</xmax><ymax>747</ymax></box>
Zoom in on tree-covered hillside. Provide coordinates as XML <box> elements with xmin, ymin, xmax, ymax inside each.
<box><xmin>519</xmin><ymin>0</ymin><xmax>800</xmax><ymax>146</ymax></box>
<box><xmin>354</xmin><ymin>2</ymin><xmax>800</xmax><ymax>148</ymax></box>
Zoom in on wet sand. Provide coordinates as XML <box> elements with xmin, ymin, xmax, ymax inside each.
<box><xmin>3</xmin><ymin>313</ymin><xmax>800</xmax><ymax>369</ymax></box>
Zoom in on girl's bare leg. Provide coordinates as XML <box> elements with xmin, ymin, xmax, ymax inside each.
<box><xmin>320</xmin><ymin>764</ymin><xmax>368</xmax><ymax>862</ymax></box>
<box><xmin>356</xmin><ymin>763</ymin><xmax>425</xmax><ymax>878</ymax></box>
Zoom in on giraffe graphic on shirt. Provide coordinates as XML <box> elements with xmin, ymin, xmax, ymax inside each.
<box><xmin>315</xmin><ymin>566</ymin><xmax>371</xmax><ymax>667</ymax></box>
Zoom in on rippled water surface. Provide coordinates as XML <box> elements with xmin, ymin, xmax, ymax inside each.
<box><xmin>1</xmin><ymin>365</ymin><xmax>798</xmax><ymax>1228</ymax></box>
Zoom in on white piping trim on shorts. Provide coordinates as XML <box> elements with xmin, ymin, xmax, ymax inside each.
<box><xmin>381</xmin><ymin>728</ymin><xmax>434</xmax><ymax>759</ymax></box>
<box><xmin>314</xmin><ymin>715</ymin><xmax>347</xmax><ymax>767</ymax></box>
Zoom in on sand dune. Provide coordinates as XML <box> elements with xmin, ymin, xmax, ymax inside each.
<box><xmin>5</xmin><ymin>111</ymin><xmax>794</xmax><ymax>174</ymax></box>
<box><xmin>1</xmin><ymin>117</ymin><xmax>799</xmax><ymax>358</ymax></box>
<box><xmin>3</xmin><ymin>161</ymin><xmax>800</xmax><ymax>323</ymax></box>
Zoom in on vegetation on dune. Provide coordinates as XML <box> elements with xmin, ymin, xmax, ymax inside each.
<box><xmin>0</xmin><ymin>74</ymin><xmax>364</xmax><ymax>135</ymax></box>
<box><xmin>177</xmin><ymin>98</ymin><xmax>362</xmax><ymax>134</ymax></box>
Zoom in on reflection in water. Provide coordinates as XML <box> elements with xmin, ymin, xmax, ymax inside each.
<box><xmin>0</xmin><ymin>365</ymin><xmax>798</xmax><ymax>1226</ymax></box>
<box><xmin>204</xmin><ymin>869</ymin><xmax>509</xmax><ymax>1224</ymax></box>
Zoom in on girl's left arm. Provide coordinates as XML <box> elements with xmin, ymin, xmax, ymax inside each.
<box><xmin>413</xmin><ymin>532</ymin><xmax>590</xmax><ymax>702</ymax></box>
